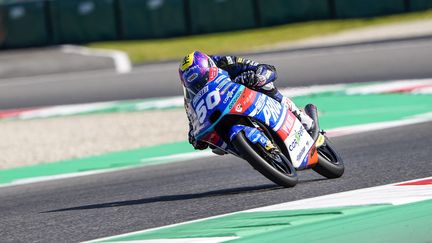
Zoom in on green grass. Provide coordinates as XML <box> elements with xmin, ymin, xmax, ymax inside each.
<box><xmin>88</xmin><ymin>10</ymin><xmax>432</xmax><ymax>64</ymax></box>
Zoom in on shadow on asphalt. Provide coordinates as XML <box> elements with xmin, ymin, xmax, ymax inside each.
<box><xmin>41</xmin><ymin>184</ymin><xmax>281</xmax><ymax>213</ymax></box>
<box><xmin>41</xmin><ymin>178</ymin><xmax>325</xmax><ymax>213</ymax></box>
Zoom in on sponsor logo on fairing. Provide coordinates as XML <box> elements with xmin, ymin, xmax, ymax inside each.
<box><xmin>261</xmin><ymin>98</ymin><xmax>282</xmax><ymax>125</ymax></box>
<box><xmin>215</xmin><ymin>76</ymin><xmax>225</xmax><ymax>84</ymax></box>
<box><xmin>235</xmin><ymin>104</ymin><xmax>243</xmax><ymax>112</ymax></box>
<box><xmin>288</xmin><ymin>126</ymin><xmax>305</xmax><ymax>151</ymax></box>
<box><xmin>220</xmin><ymin>82</ymin><xmax>233</xmax><ymax>95</ymax></box>
<box><xmin>297</xmin><ymin>147</ymin><xmax>306</xmax><ymax>161</ymax></box>
<box><xmin>280</xmin><ymin>113</ymin><xmax>296</xmax><ymax>135</ymax></box>
<box><xmin>223</xmin><ymin>85</ymin><xmax>238</xmax><ymax>104</ymax></box>
<box><xmin>192</xmin><ymin>86</ymin><xmax>209</xmax><ymax>106</ymax></box>
<box><xmin>223</xmin><ymin>91</ymin><xmax>234</xmax><ymax>104</ymax></box>
<box><xmin>215</xmin><ymin>78</ymin><xmax>227</xmax><ymax>88</ymax></box>
<box><xmin>228</xmin><ymin>91</ymin><xmax>242</xmax><ymax>109</ymax></box>
<box><xmin>193</xmin><ymin>89</ymin><xmax>221</xmax><ymax>125</ymax></box>
<box><xmin>252</xmin><ymin>95</ymin><xmax>266</xmax><ymax>113</ymax></box>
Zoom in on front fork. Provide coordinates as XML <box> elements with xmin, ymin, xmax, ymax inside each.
<box><xmin>229</xmin><ymin>124</ymin><xmax>276</xmax><ymax>152</ymax></box>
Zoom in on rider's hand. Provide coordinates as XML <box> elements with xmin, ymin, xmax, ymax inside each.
<box><xmin>188</xmin><ymin>129</ymin><xmax>208</xmax><ymax>150</ymax></box>
<box><xmin>234</xmin><ymin>71</ymin><xmax>260</xmax><ymax>87</ymax></box>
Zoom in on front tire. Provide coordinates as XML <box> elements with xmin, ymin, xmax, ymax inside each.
<box><xmin>313</xmin><ymin>136</ymin><xmax>344</xmax><ymax>179</ymax></box>
<box><xmin>232</xmin><ymin>132</ymin><xmax>298</xmax><ymax>187</ymax></box>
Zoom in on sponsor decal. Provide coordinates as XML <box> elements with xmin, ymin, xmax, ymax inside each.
<box><xmin>187</xmin><ymin>73</ymin><xmax>198</xmax><ymax>83</ymax></box>
<box><xmin>180</xmin><ymin>52</ymin><xmax>194</xmax><ymax>71</ymax></box>
<box><xmin>235</xmin><ymin>104</ymin><xmax>243</xmax><ymax>112</ymax></box>
<box><xmin>245</xmin><ymin>60</ymin><xmax>258</xmax><ymax>66</ymax></box>
<box><xmin>296</xmin><ymin>147</ymin><xmax>306</xmax><ymax>161</ymax></box>
<box><xmin>237</xmin><ymin>57</ymin><xmax>244</xmax><ymax>63</ymax></box>
<box><xmin>215</xmin><ymin>75</ymin><xmax>228</xmax><ymax>86</ymax></box>
<box><xmin>261</xmin><ymin>98</ymin><xmax>282</xmax><ymax>125</ymax></box>
<box><xmin>253</xmin><ymin>95</ymin><xmax>266</xmax><ymax>114</ymax></box>
<box><xmin>228</xmin><ymin>90</ymin><xmax>242</xmax><ymax>110</ymax></box>
<box><xmin>223</xmin><ymin>91</ymin><xmax>234</xmax><ymax>104</ymax></box>
<box><xmin>182</xmin><ymin>65</ymin><xmax>198</xmax><ymax>80</ymax></box>
<box><xmin>246</xmin><ymin>128</ymin><xmax>255</xmax><ymax>137</ymax></box>
<box><xmin>255</xmin><ymin>74</ymin><xmax>266</xmax><ymax>86</ymax></box>
<box><xmin>192</xmin><ymin>86</ymin><xmax>209</xmax><ymax>107</ymax></box>
<box><xmin>226</xmin><ymin>56</ymin><xmax>234</xmax><ymax>64</ymax></box>
<box><xmin>220</xmin><ymin>82</ymin><xmax>233</xmax><ymax>95</ymax></box>
<box><xmin>316</xmin><ymin>134</ymin><xmax>325</xmax><ymax>147</ymax></box>
<box><xmin>280</xmin><ymin>113</ymin><xmax>296</xmax><ymax>135</ymax></box>
<box><xmin>223</xmin><ymin>85</ymin><xmax>238</xmax><ymax>104</ymax></box>
<box><xmin>288</xmin><ymin>126</ymin><xmax>305</xmax><ymax>152</ymax></box>
<box><xmin>247</xmin><ymin>129</ymin><xmax>265</xmax><ymax>144</ymax></box>
<box><xmin>208</xmin><ymin>67</ymin><xmax>218</xmax><ymax>81</ymax></box>
<box><xmin>257</xmin><ymin>66</ymin><xmax>264</xmax><ymax>74</ymax></box>
<box><xmin>234</xmin><ymin>89</ymin><xmax>257</xmax><ymax>112</ymax></box>
<box><xmin>264</xmin><ymin>70</ymin><xmax>272</xmax><ymax>79</ymax></box>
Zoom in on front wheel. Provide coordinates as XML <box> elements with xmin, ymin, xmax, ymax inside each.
<box><xmin>313</xmin><ymin>135</ymin><xmax>345</xmax><ymax>179</ymax></box>
<box><xmin>232</xmin><ymin>132</ymin><xmax>298</xmax><ymax>187</ymax></box>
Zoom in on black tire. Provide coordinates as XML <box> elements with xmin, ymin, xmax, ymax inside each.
<box><xmin>232</xmin><ymin>131</ymin><xmax>298</xmax><ymax>187</ymax></box>
<box><xmin>313</xmin><ymin>136</ymin><xmax>344</xmax><ymax>179</ymax></box>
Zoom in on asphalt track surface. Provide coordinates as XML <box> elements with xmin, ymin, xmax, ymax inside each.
<box><xmin>0</xmin><ymin>121</ymin><xmax>431</xmax><ymax>242</ymax></box>
<box><xmin>1</xmin><ymin>38</ymin><xmax>432</xmax><ymax>109</ymax></box>
<box><xmin>1</xmin><ymin>39</ymin><xmax>431</xmax><ymax>242</ymax></box>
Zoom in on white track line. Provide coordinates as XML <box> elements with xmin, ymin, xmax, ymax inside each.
<box><xmin>1</xmin><ymin>114</ymin><xmax>430</xmax><ymax>189</ymax></box>
<box><xmin>327</xmin><ymin>112</ymin><xmax>432</xmax><ymax>137</ymax></box>
<box><xmin>85</xmin><ymin>176</ymin><xmax>432</xmax><ymax>243</ymax></box>
<box><xmin>0</xmin><ymin>151</ymin><xmax>214</xmax><ymax>188</ymax></box>
<box><xmin>61</xmin><ymin>45</ymin><xmax>132</xmax><ymax>74</ymax></box>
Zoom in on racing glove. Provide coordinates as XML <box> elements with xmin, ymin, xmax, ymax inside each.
<box><xmin>188</xmin><ymin>122</ymin><xmax>208</xmax><ymax>150</ymax></box>
<box><xmin>234</xmin><ymin>71</ymin><xmax>262</xmax><ymax>87</ymax></box>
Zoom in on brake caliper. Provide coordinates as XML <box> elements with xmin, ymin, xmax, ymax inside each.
<box><xmin>316</xmin><ymin>133</ymin><xmax>325</xmax><ymax>148</ymax></box>
<box><xmin>264</xmin><ymin>140</ymin><xmax>276</xmax><ymax>151</ymax></box>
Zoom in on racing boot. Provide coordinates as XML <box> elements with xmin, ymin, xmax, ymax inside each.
<box><xmin>303</xmin><ymin>103</ymin><xmax>320</xmax><ymax>141</ymax></box>
<box><xmin>257</xmin><ymin>85</ymin><xmax>314</xmax><ymax>132</ymax></box>
<box><xmin>282</xmin><ymin>97</ymin><xmax>314</xmax><ymax>132</ymax></box>
<box><xmin>209</xmin><ymin>145</ymin><xmax>227</xmax><ymax>155</ymax></box>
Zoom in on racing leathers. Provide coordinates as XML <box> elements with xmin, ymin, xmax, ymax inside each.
<box><xmin>186</xmin><ymin>55</ymin><xmax>314</xmax><ymax>150</ymax></box>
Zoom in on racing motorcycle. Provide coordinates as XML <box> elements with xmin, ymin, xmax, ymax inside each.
<box><xmin>186</xmin><ymin>69</ymin><xmax>344</xmax><ymax>187</ymax></box>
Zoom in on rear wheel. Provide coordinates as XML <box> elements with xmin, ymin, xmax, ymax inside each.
<box><xmin>232</xmin><ymin>131</ymin><xmax>298</xmax><ymax>187</ymax></box>
<box><xmin>313</xmin><ymin>135</ymin><xmax>344</xmax><ymax>179</ymax></box>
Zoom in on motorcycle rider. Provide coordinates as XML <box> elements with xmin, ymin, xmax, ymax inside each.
<box><xmin>179</xmin><ymin>51</ymin><xmax>314</xmax><ymax>150</ymax></box>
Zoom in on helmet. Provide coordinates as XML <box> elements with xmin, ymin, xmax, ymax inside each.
<box><xmin>179</xmin><ymin>51</ymin><xmax>218</xmax><ymax>95</ymax></box>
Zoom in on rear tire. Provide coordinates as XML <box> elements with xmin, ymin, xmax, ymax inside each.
<box><xmin>313</xmin><ymin>136</ymin><xmax>344</xmax><ymax>179</ymax></box>
<box><xmin>233</xmin><ymin>132</ymin><xmax>298</xmax><ymax>187</ymax></box>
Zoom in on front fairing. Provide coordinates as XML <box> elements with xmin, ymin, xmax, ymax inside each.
<box><xmin>187</xmin><ymin>68</ymin><xmax>291</xmax><ymax>141</ymax></box>
<box><xmin>188</xmin><ymin>69</ymin><xmax>243</xmax><ymax>140</ymax></box>
<box><xmin>186</xmin><ymin>69</ymin><xmax>317</xmax><ymax>169</ymax></box>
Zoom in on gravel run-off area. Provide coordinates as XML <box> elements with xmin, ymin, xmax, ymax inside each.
<box><xmin>0</xmin><ymin>109</ymin><xmax>188</xmax><ymax>169</ymax></box>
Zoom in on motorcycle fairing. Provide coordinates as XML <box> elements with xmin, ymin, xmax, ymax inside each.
<box><xmin>188</xmin><ymin>72</ymin><xmax>318</xmax><ymax>169</ymax></box>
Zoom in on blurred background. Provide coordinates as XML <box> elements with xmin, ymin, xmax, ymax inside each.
<box><xmin>1</xmin><ymin>1</ymin><xmax>432</xmax><ymax>242</ymax></box>
<box><xmin>0</xmin><ymin>0</ymin><xmax>432</xmax><ymax>49</ymax></box>
<box><xmin>0</xmin><ymin>0</ymin><xmax>431</xmax><ymax>168</ymax></box>
<box><xmin>1</xmin><ymin>0</ymin><xmax>432</xmax><ymax>162</ymax></box>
